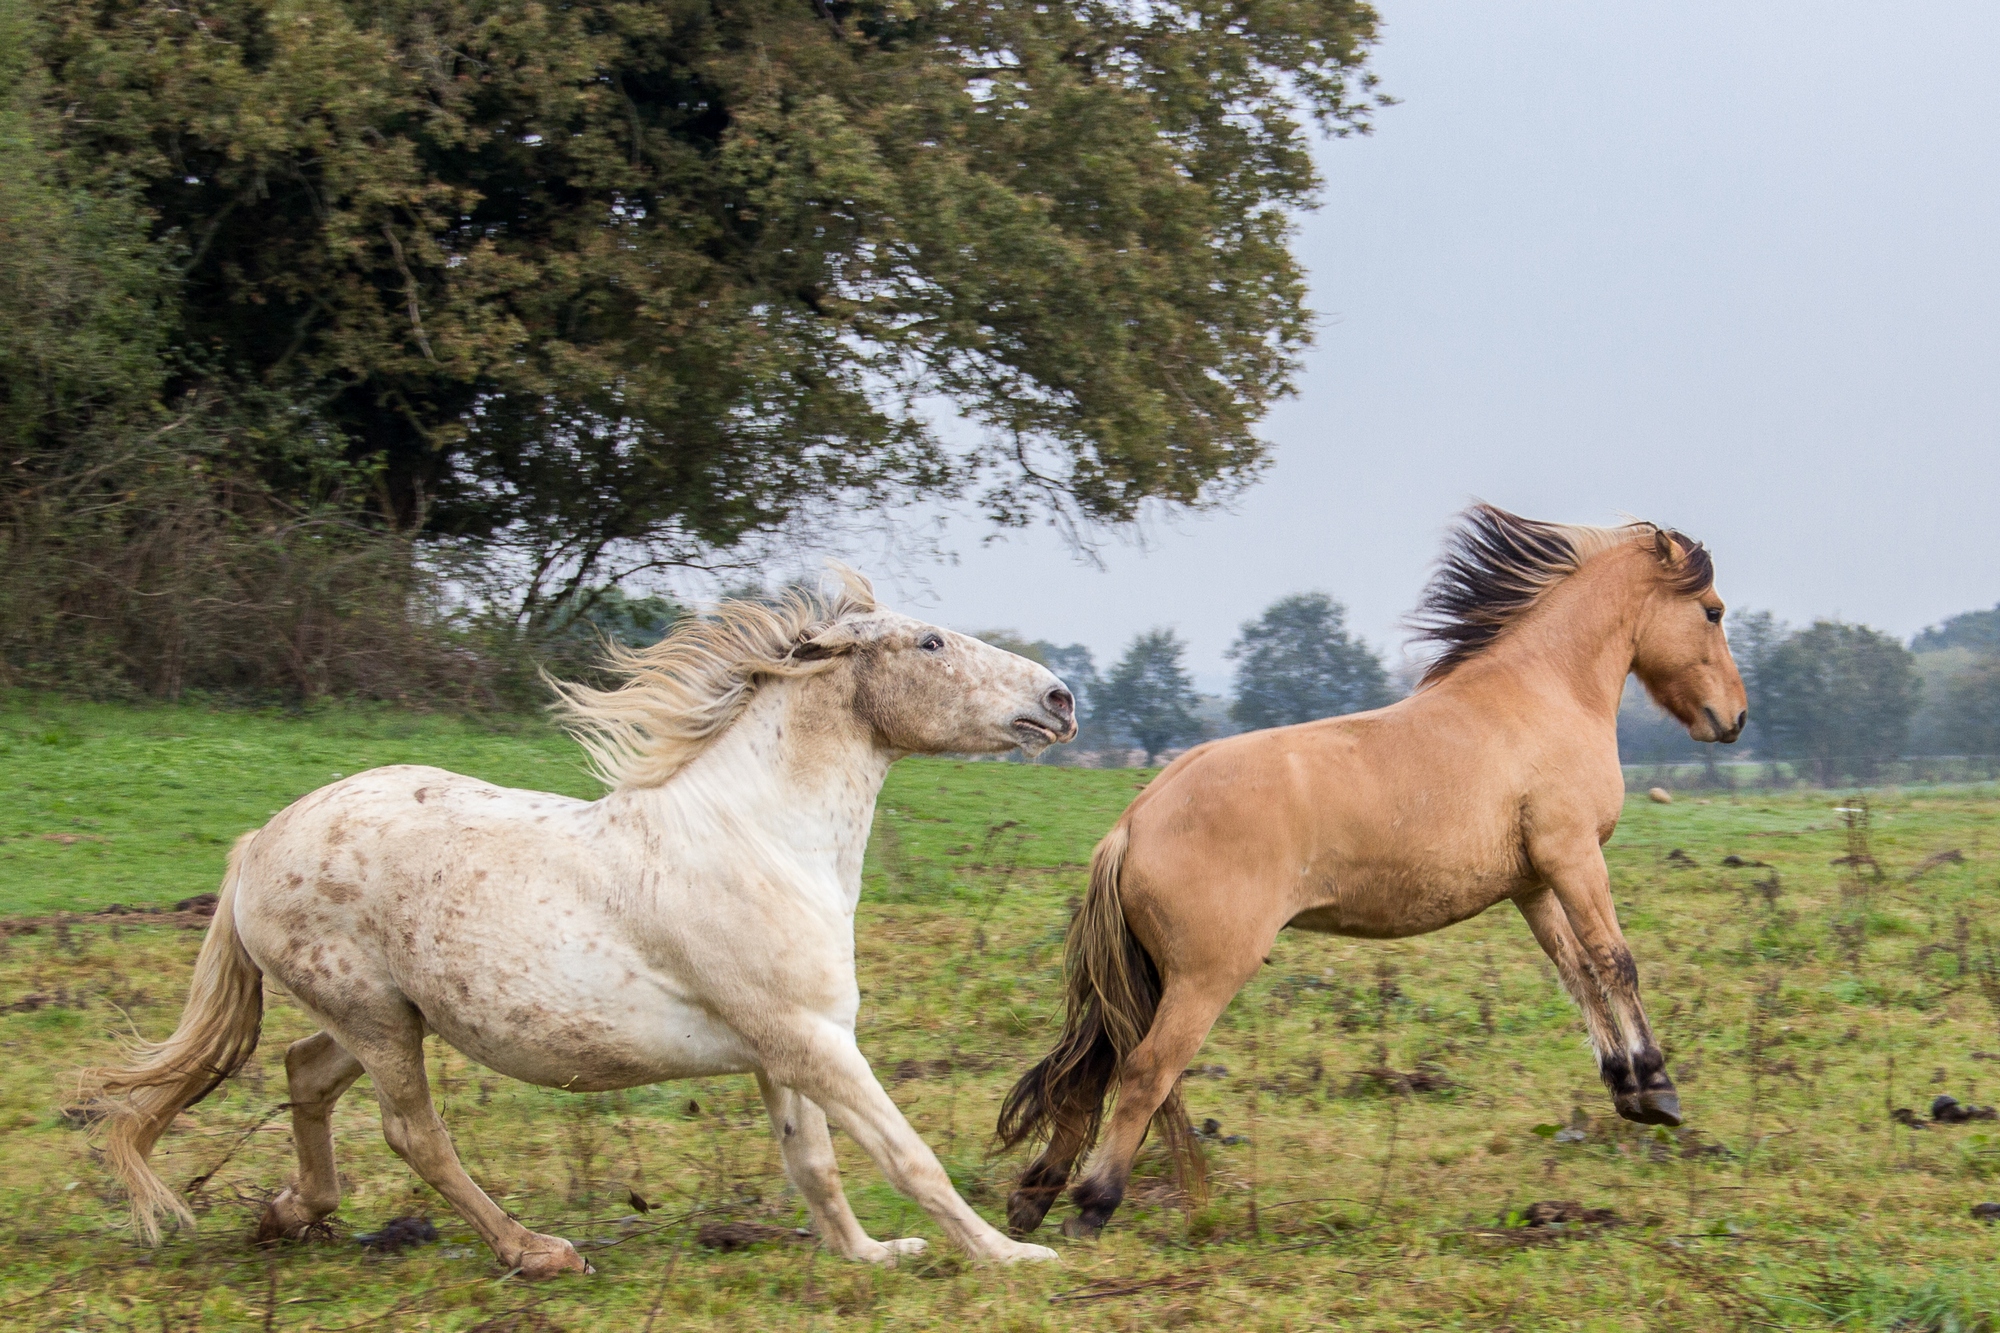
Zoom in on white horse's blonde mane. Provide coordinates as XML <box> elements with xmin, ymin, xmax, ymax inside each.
<box><xmin>549</xmin><ymin>565</ymin><xmax>877</xmax><ymax>789</ymax></box>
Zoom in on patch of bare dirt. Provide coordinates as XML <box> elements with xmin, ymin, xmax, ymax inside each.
<box><xmin>695</xmin><ymin>1221</ymin><xmax>812</xmax><ymax>1252</ymax></box>
<box><xmin>0</xmin><ymin>899</ymin><xmax>216</xmax><ymax>939</ymax></box>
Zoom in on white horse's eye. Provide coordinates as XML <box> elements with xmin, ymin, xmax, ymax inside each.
<box><xmin>919</xmin><ymin>633</ymin><xmax>945</xmax><ymax>653</ymax></box>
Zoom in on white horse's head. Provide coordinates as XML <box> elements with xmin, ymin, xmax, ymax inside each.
<box><xmin>791</xmin><ymin>609</ymin><xmax>1078</xmax><ymax>758</ymax></box>
<box><xmin>552</xmin><ymin>565</ymin><xmax>1077</xmax><ymax>788</ymax></box>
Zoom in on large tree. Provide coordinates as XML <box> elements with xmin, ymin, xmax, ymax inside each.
<box><xmin>1754</xmin><ymin>620</ymin><xmax>1922</xmax><ymax>777</ymax></box>
<box><xmin>1226</xmin><ymin>591</ymin><xmax>1391</xmax><ymax>730</ymax></box>
<box><xmin>1938</xmin><ymin>657</ymin><xmax>2000</xmax><ymax>757</ymax></box>
<box><xmin>24</xmin><ymin>0</ymin><xmax>1383</xmax><ymax>625</ymax></box>
<box><xmin>1097</xmin><ymin>628</ymin><xmax>1201</xmax><ymax>764</ymax></box>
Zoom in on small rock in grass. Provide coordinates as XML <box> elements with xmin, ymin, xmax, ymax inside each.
<box><xmin>1665</xmin><ymin>849</ymin><xmax>1698</xmax><ymax>869</ymax></box>
<box><xmin>1647</xmin><ymin>788</ymin><xmax>1673</xmax><ymax>804</ymax></box>
<box><xmin>1971</xmin><ymin>1203</ymin><xmax>2000</xmax><ymax>1222</ymax></box>
<box><xmin>1931</xmin><ymin>1095</ymin><xmax>1998</xmax><ymax>1123</ymax></box>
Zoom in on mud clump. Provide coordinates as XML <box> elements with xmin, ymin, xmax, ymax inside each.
<box><xmin>355</xmin><ymin>1217</ymin><xmax>438</xmax><ymax>1253</ymax></box>
<box><xmin>696</xmin><ymin>1221</ymin><xmax>812</xmax><ymax>1252</ymax></box>
<box><xmin>1931</xmin><ymin>1095</ymin><xmax>1997</xmax><ymax>1124</ymax></box>
<box><xmin>1523</xmin><ymin>1200</ymin><xmax>1620</xmax><ymax>1228</ymax></box>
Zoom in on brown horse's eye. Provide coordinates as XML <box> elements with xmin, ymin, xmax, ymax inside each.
<box><xmin>919</xmin><ymin>633</ymin><xmax>945</xmax><ymax>652</ymax></box>
<box><xmin>1706</xmin><ymin>607</ymin><xmax>1723</xmax><ymax>624</ymax></box>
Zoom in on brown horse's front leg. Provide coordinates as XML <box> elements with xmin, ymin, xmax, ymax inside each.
<box><xmin>1519</xmin><ymin>858</ymin><xmax>1682</xmax><ymax>1127</ymax></box>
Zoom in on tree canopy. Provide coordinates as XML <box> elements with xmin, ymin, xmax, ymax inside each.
<box><xmin>1913</xmin><ymin>605</ymin><xmax>2000</xmax><ymax>655</ymax></box>
<box><xmin>1096</xmin><ymin>627</ymin><xmax>1201</xmax><ymax>764</ymax></box>
<box><xmin>1226</xmin><ymin>591</ymin><xmax>1390</xmax><ymax>729</ymax></box>
<box><xmin>1752</xmin><ymin>620</ymin><xmax>1921</xmax><ymax>774</ymax></box>
<box><xmin>19</xmin><ymin>0</ymin><xmax>1383</xmax><ymax>625</ymax></box>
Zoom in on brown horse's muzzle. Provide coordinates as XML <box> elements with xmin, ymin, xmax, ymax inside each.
<box><xmin>1702</xmin><ymin>706</ymin><xmax>1747</xmax><ymax>744</ymax></box>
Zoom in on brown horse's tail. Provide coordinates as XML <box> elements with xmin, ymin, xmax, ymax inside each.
<box><xmin>76</xmin><ymin>832</ymin><xmax>266</xmax><ymax>1243</ymax></box>
<box><xmin>997</xmin><ymin>823</ymin><xmax>1203</xmax><ymax>1202</ymax></box>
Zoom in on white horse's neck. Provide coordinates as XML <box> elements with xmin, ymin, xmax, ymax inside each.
<box><xmin>602</xmin><ymin>675</ymin><xmax>891</xmax><ymax>912</ymax></box>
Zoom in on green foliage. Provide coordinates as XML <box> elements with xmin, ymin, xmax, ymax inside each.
<box><xmin>1939</xmin><ymin>656</ymin><xmax>2000</xmax><ymax>755</ymax></box>
<box><xmin>0</xmin><ymin>12</ymin><xmax>170</xmax><ymax>463</ymax></box>
<box><xmin>1753</xmin><ymin>619</ymin><xmax>1922</xmax><ymax>771</ymax></box>
<box><xmin>24</xmin><ymin>0</ymin><xmax>1385</xmax><ymax>615</ymax></box>
<box><xmin>1226</xmin><ymin>590</ymin><xmax>1392</xmax><ymax>730</ymax></box>
<box><xmin>1915</xmin><ymin>604</ymin><xmax>2000</xmax><ymax>654</ymax></box>
<box><xmin>1096</xmin><ymin>626</ymin><xmax>1201</xmax><ymax>763</ymax></box>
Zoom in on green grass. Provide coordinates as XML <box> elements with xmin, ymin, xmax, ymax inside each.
<box><xmin>5</xmin><ymin>694</ymin><xmax>2000</xmax><ymax>1329</ymax></box>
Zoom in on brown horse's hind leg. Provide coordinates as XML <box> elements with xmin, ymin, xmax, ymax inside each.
<box><xmin>1065</xmin><ymin>977</ymin><xmax>1242</xmax><ymax>1239</ymax></box>
<box><xmin>257</xmin><ymin>1031</ymin><xmax>363</xmax><ymax>1242</ymax></box>
<box><xmin>1008</xmin><ymin>1115</ymin><xmax>1093</xmax><ymax>1237</ymax></box>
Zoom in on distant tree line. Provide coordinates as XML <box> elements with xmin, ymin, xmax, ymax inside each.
<box><xmin>1008</xmin><ymin>595</ymin><xmax>2000</xmax><ymax>771</ymax></box>
<box><xmin>985</xmin><ymin>591</ymin><xmax>1396</xmax><ymax>766</ymax></box>
<box><xmin>1618</xmin><ymin>603</ymin><xmax>2000</xmax><ymax>776</ymax></box>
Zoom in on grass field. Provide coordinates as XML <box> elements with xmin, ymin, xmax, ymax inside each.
<box><xmin>5</xmin><ymin>693</ymin><xmax>2000</xmax><ymax>1330</ymax></box>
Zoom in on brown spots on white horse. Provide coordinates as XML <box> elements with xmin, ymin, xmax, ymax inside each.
<box><xmin>413</xmin><ymin>788</ymin><xmax>428</xmax><ymax>804</ymax></box>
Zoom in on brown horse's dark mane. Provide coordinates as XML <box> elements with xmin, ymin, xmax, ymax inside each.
<box><xmin>1412</xmin><ymin>504</ymin><xmax>1713</xmax><ymax>685</ymax></box>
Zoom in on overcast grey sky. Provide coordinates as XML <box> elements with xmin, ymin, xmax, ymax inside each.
<box><xmin>872</xmin><ymin>0</ymin><xmax>2000</xmax><ymax>690</ymax></box>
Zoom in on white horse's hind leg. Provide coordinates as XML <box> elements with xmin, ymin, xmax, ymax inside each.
<box><xmin>766</xmin><ymin>1024</ymin><xmax>1056</xmax><ymax>1265</ymax></box>
<box><xmin>258</xmin><ymin>1032</ymin><xmax>364</xmax><ymax>1241</ymax></box>
<box><xmin>334</xmin><ymin>1013</ymin><xmax>590</xmax><ymax>1279</ymax></box>
<box><xmin>755</xmin><ymin>1074</ymin><xmax>926</xmax><ymax>1264</ymax></box>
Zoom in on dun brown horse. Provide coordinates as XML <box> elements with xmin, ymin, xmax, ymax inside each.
<box><xmin>998</xmin><ymin>505</ymin><xmax>1747</xmax><ymax>1238</ymax></box>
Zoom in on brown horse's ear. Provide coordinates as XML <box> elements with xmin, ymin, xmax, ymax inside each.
<box><xmin>1651</xmin><ymin>527</ymin><xmax>1678</xmax><ymax>566</ymax></box>
<box><xmin>790</xmin><ymin>621</ymin><xmax>868</xmax><ymax>662</ymax></box>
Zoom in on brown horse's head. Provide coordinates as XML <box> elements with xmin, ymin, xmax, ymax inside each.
<box><xmin>1630</xmin><ymin>530</ymin><xmax>1747</xmax><ymax>743</ymax></box>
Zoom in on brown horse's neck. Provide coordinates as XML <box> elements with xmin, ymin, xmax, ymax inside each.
<box><xmin>1441</xmin><ymin>546</ymin><xmax>1654</xmax><ymax>726</ymax></box>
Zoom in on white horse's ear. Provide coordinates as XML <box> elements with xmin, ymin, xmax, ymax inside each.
<box><xmin>790</xmin><ymin>621</ymin><xmax>869</xmax><ymax>662</ymax></box>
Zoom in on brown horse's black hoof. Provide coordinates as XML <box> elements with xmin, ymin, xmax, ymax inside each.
<box><xmin>1061</xmin><ymin>1176</ymin><xmax>1123</xmax><ymax>1239</ymax></box>
<box><xmin>1006</xmin><ymin>1189</ymin><xmax>1056</xmax><ymax>1238</ymax></box>
<box><xmin>1007</xmin><ymin>1163</ymin><xmax>1071</xmax><ymax>1237</ymax></box>
<box><xmin>1615</xmin><ymin>1089</ymin><xmax>1683</xmax><ymax>1126</ymax></box>
<box><xmin>1060</xmin><ymin>1215</ymin><xmax>1105</xmax><ymax>1241</ymax></box>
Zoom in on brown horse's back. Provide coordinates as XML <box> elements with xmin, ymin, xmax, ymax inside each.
<box><xmin>1117</xmin><ymin>693</ymin><xmax>1587</xmax><ymax>948</ymax></box>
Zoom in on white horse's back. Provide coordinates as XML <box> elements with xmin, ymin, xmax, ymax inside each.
<box><xmin>238</xmin><ymin>764</ymin><xmax>759</xmax><ymax>1089</ymax></box>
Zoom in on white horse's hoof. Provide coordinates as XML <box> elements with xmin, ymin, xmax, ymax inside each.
<box><xmin>511</xmin><ymin>1234</ymin><xmax>591</xmax><ymax>1279</ymax></box>
<box><xmin>992</xmin><ymin>1240</ymin><xmax>1059</xmax><ymax>1264</ymax></box>
<box><xmin>854</xmin><ymin>1236</ymin><xmax>927</xmax><ymax>1265</ymax></box>
<box><xmin>254</xmin><ymin>1187</ymin><xmax>320</xmax><ymax>1244</ymax></box>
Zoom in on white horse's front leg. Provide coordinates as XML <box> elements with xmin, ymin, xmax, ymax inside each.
<box><xmin>755</xmin><ymin>1074</ymin><xmax>926</xmax><ymax>1264</ymax></box>
<box><xmin>764</xmin><ymin>1022</ymin><xmax>1056</xmax><ymax>1265</ymax></box>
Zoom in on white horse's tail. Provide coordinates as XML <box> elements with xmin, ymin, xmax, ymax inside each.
<box><xmin>77</xmin><ymin>832</ymin><xmax>266</xmax><ymax>1243</ymax></box>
